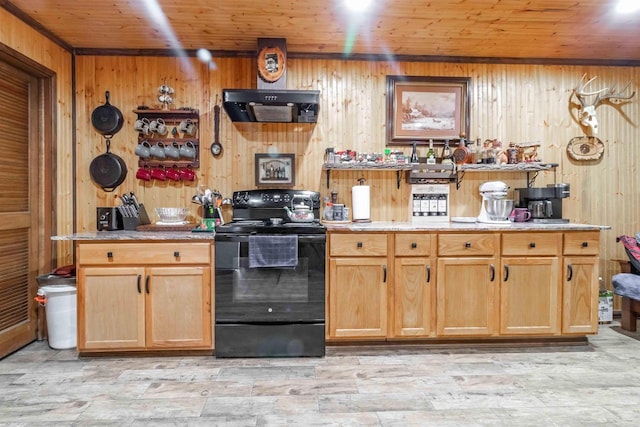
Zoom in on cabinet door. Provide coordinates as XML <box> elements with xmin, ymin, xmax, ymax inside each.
<box><xmin>146</xmin><ymin>266</ymin><xmax>212</xmax><ymax>348</ymax></box>
<box><xmin>328</xmin><ymin>257</ymin><xmax>388</xmax><ymax>339</ymax></box>
<box><xmin>436</xmin><ymin>258</ymin><xmax>498</xmax><ymax>336</ymax></box>
<box><xmin>78</xmin><ymin>267</ymin><xmax>145</xmax><ymax>350</ymax></box>
<box><xmin>392</xmin><ymin>257</ymin><xmax>434</xmax><ymax>337</ymax></box>
<box><xmin>562</xmin><ymin>257</ymin><xmax>599</xmax><ymax>334</ymax></box>
<box><xmin>500</xmin><ymin>257</ymin><xmax>560</xmax><ymax>335</ymax></box>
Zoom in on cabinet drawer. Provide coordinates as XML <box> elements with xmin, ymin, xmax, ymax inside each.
<box><xmin>437</xmin><ymin>233</ymin><xmax>498</xmax><ymax>256</ymax></box>
<box><xmin>502</xmin><ymin>232</ymin><xmax>561</xmax><ymax>256</ymax></box>
<box><xmin>395</xmin><ymin>233</ymin><xmax>433</xmax><ymax>256</ymax></box>
<box><xmin>564</xmin><ymin>232</ymin><xmax>600</xmax><ymax>255</ymax></box>
<box><xmin>77</xmin><ymin>242</ymin><xmax>211</xmax><ymax>265</ymax></box>
<box><xmin>330</xmin><ymin>233</ymin><xmax>387</xmax><ymax>256</ymax></box>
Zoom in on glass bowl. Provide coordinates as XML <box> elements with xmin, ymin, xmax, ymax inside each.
<box><xmin>155</xmin><ymin>207</ymin><xmax>189</xmax><ymax>223</ymax></box>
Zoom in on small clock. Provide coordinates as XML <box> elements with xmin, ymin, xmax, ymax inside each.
<box><xmin>210</xmin><ymin>142</ymin><xmax>222</xmax><ymax>157</ymax></box>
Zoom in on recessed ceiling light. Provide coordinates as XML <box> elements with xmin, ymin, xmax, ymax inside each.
<box><xmin>344</xmin><ymin>0</ymin><xmax>372</xmax><ymax>13</ymax></box>
<box><xmin>616</xmin><ymin>0</ymin><xmax>640</xmax><ymax>14</ymax></box>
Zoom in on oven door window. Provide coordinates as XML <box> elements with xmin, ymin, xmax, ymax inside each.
<box><xmin>215</xmin><ymin>238</ymin><xmax>325</xmax><ymax>323</ymax></box>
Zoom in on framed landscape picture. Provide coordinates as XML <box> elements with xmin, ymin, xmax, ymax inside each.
<box><xmin>386</xmin><ymin>75</ymin><xmax>471</xmax><ymax>145</ymax></box>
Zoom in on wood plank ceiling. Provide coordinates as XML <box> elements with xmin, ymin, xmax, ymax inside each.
<box><xmin>2</xmin><ymin>0</ymin><xmax>640</xmax><ymax>63</ymax></box>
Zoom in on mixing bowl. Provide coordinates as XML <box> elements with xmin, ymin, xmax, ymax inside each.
<box><xmin>155</xmin><ymin>207</ymin><xmax>189</xmax><ymax>223</ymax></box>
<box><xmin>484</xmin><ymin>199</ymin><xmax>514</xmax><ymax>221</ymax></box>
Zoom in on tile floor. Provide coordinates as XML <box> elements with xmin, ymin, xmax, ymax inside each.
<box><xmin>1</xmin><ymin>323</ymin><xmax>640</xmax><ymax>426</ymax></box>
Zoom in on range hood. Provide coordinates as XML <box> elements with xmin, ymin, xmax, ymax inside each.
<box><xmin>222</xmin><ymin>89</ymin><xmax>320</xmax><ymax>123</ymax></box>
<box><xmin>222</xmin><ymin>38</ymin><xmax>320</xmax><ymax>123</ymax></box>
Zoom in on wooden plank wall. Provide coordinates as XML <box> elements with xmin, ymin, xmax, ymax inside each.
<box><xmin>0</xmin><ymin>9</ymin><xmax>74</xmax><ymax>267</ymax></box>
<box><xmin>74</xmin><ymin>55</ymin><xmax>639</xmax><ymax>290</ymax></box>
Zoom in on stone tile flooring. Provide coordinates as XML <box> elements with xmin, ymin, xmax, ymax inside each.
<box><xmin>2</xmin><ymin>323</ymin><xmax>640</xmax><ymax>426</ymax></box>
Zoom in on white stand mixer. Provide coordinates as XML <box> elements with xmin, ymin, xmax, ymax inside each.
<box><xmin>477</xmin><ymin>181</ymin><xmax>512</xmax><ymax>224</ymax></box>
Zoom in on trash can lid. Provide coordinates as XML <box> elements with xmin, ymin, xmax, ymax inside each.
<box><xmin>36</xmin><ymin>274</ymin><xmax>77</xmax><ymax>287</ymax></box>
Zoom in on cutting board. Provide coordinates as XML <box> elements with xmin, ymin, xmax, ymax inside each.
<box><xmin>136</xmin><ymin>223</ymin><xmax>195</xmax><ymax>232</ymax></box>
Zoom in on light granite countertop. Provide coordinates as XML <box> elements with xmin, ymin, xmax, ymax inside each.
<box><xmin>52</xmin><ymin>221</ymin><xmax>608</xmax><ymax>241</ymax></box>
<box><xmin>322</xmin><ymin>221</ymin><xmax>609</xmax><ymax>232</ymax></box>
<box><xmin>52</xmin><ymin>230</ymin><xmax>214</xmax><ymax>241</ymax></box>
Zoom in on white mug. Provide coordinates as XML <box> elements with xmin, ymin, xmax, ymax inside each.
<box><xmin>179</xmin><ymin>119</ymin><xmax>197</xmax><ymax>136</ymax></box>
<box><xmin>134</xmin><ymin>117</ymin><xmax>150</xmax><ymax>135</ymax></box>
<box><xmin>149</xmin><ymin>118</ymin><xmax>168</xmax><ymax>136</ymax></box>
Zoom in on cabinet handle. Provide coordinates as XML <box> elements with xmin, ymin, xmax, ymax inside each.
<box><xmin>582</xmin><ymin>242</ymin><xmax>588</xmax><ymax>248</ymax></box>
<box><xmin>426</xmin><ymin>265</ymin><xmax>431</xmax><ymax>283</ymax></box>
<box><xmin>490</xmin><ymin>264</ymin><xmax>495</xmax><ymax>281</ymax></box>
<box><xmin>137</xmin><ymin>275</ymin><xmax>141</xmax><ymax>294</ymax></box>
<box><xmin>529</xmin><ymin>242</ymin><xmax>536</xmax><ymax>248</ymax></box>
<box><xmin>357</xmin><ymin>242</ymin><xmax>363</xmax><ymax>248</ymax></box>
<box><xmin>107</xmin><ymin>251</ymin><xmax>113</xmax><ymax>258</ymax></box>
<box><xmin>411</xmin><ymin>242</ymin><xmax>417</xmax><ymax>249</ymax></box>
<box><xmin>465</xmin><ymin>242</ymin><xmax>471</xmax><ymax>248</ymax></box>
<box><xmin>174</xmin><ymin>251</ymin><xmax>180</xmax><ymax>257</ymax></box>
<box><xmin>383</xmin><ymin>265</ymin><xmax>387</xmax><ymax>283</ymax></box>
<box><xmin>567</xmin><ymin>265</ymin><xmax>573</xmax><ymax>281</ymax></box>
<box><xmin>145</xmin><ymin>275</ymin><xmax>150</xmax><ymax>294</ymax></box>
<box><xmin>504</xmin><ymin>265</ymin><xmax>510</xmax><ymax>282</ymax></box>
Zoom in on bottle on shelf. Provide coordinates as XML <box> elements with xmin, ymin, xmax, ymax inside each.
<box><xmin>410</xmin><ymin>141</ymin><xmax>419</xmax><ymax>164</ymax></box>
<box><xmin>469</xmin><ymin>137</ymin><xmax>478</xmax><ymax>164</ymax></box>
<box><xmin>475</xmin><ymin>138</ymin><xmax>483</xmax><ymax>164</ymax></box>
<box><xmin>426</xmin><ymin>139</ymin><xmax>436</xmax><ymax>165</ymax></box>
<box><xmin>440</xmin><ymin>139</ymin><xmax>453</xmax><ymax>172</ymax></box>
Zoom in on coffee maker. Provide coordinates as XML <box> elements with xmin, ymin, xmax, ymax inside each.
<box><xmin>516</xmin><ymin>183</ymin><xmax>570</xmax><ymax>223</ymax></box>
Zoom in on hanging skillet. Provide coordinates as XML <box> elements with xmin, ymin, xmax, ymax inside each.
<box><xmin>90</xmin><ymin>139</ymin><xmax>127</xmax><ymax>192</ymax></box>
<box><xmin>91</xmin><ymin>91</ymin><xmax>124</xmax><ymax>137</ymax></box>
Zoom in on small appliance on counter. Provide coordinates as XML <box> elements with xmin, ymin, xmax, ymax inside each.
<box><xmin>516</xmin><ymin>183</ymin><xmax>570</xmax><ymax>223</ymax></box>
<box><xmin>97</xmin><ymin>207</ymin><xmax>122</xmax><ymax>231</ymax></box>
<box><xmin>477</xmin><ymin>181</ymin><xmax>513</xmax><ymax>224</ymax></box>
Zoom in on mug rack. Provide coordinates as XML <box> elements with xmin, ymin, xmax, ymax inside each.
<box><xmin>133</xmin><ymin>108</ymin><xmax>200</xmax><ymax>169</ymax></box>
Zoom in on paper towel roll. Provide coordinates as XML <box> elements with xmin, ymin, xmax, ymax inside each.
<box><xmin>352</xmin><ymin>185</ymin><xmax>370</xmax><ymax>220</ymax></box>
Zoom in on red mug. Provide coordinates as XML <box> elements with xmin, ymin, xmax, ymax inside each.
<box><xmin>150</xmin><ymin>166</ymin><xmax>167</xmax><ymax>181</ymax></box>
<box><xmin>180</xmin><ymin>167</ymin><xmax>195</xmax><ymax>181</ymax></box>
<box><xmin>135</xmin><ymin>166</ymin><xmax>152</xmax><ymax>181</ymax></box>
<box><xmin>166</xmin><ymin>166</ymin><xmax>181</xmax><ymax>181</ymax></box>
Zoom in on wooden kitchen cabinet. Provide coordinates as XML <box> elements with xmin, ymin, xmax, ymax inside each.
<box><xmin>499</xmin><ymin>233</ymin><xmax>561</xmax><ymax>335</ymax></box>
<box><xmin>391</xmin><ymin>233</ymin><xmax>436</xmax><ymax>338</ymax></box>
<box><xmin>436</xmin><ymin>233</ymin><xmax>500</xmax><ymax>336</ymax></box>
<box><xmin>328</xmin><ymin>233</ymin><xmax>389</xmax><ymax>339</ymax></box>
<box><xmin>562</xmin><ymin>231</ymin><xmax>600</xmax><ymax>334</ymax></box>
<box><xmin>76</xmin><ymin>242</ymin><xmax>213</xmax><ymax>353</ymax></box>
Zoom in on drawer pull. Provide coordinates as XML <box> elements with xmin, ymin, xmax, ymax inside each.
<box><xmin>567</xmin><ymin>265</ymin><xmax>573</xmax><ymax>281</ymax></box>
<box><xmin>582</xmin><ymin>242</ymin><xmax>589</xmax><ymax>248</ymax></box>
<box><xmin>465</xmin><ymin>242</ymin><xmax>471</xmax><ymax>248</ymax></box>
<box><xmin>529</xmin><ymin>242</ymin><xmax>536</xmax><ymax>248</ymax></box>
<box><xmin>136</xmin><ymin>275</ymin><xmax>141</xmax><ymax>294</ymax></box>
<box><xmin>107</xmin><ymin>251</ymin><xmax>113</xmax><ymax>258</ymax></box>
<box><xmin>504</xmin><ymin>265</ymin><xmax>510</xmax><ymax>282</ymax></box>
<box><xmin>490</xmin><ymin>264</ymin><xmax>495</xmax><ymax>282</ymax></box>
<box><xmin>411</xmin><ymin>242</ymin><xmax>417</xmax><ymax>249</ymax></box>
<box><xmin>145</xmin><ymin>275</ymin><xmax>150</xmax><ymax>294</ymax></box>
<box><xmin>174</xmin><ymin>251</ymin><xmax>180</xmax><ymax>257</ymax></box>
<box><xmin>426</xmin><ymin>265</ymin><xmax>431</xmax><ymax>283</ymax></box>
<box><xmin>383</xmin><ymin>265</ymin><xmax>387</xmax><ymax>283</ymax></box>
<box><xmin>357</xmin><ymin>242</ymin><xmax>363</xmax><ymax>248</ymax></box>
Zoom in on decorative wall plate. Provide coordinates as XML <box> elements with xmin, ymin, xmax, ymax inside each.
<box><xmin>257</xmin><ymin>45</ymin><xmax>286</xmax><ymax>83</ymax></box>
<box><xmin>567</xmin><ymin>136</ymin><xmax>604</xmax><ymax>161</ymax></box>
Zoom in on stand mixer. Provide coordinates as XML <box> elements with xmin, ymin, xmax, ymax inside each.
<box><xmin>477</xmin><ymin>181</ymin><xmax>512</xmax><ymax>224</ymax></box>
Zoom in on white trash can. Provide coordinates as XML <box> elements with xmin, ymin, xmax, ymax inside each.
<box><xmin>36</xmin><ymin>285</ymin><xmax>77</xmax><ymax>349</ymax></box>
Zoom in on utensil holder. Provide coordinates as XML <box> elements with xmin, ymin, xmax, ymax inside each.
<box><xmin>137</xmin><ymin>204</ymin><xmax>151</xmax><ymax>225</ymax></box>
<box><xmin>122</xmin><ymin>217</ymin><xmax>139</xmax><ymax>230</ymax></box>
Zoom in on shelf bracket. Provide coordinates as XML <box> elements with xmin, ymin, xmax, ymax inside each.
<box><xmin>456</xmin><ymin>169</ymin><xmax>465</xmax><ymax>190</ymax></box>
<box><xmin>527</xmin><ymin>171</ymin><xmax>539</xmax><ymax>187</ymax></box>
<box><xmin>326</xmin><ymin>169</ymin><xmax>330</xmax><ymax>189</ymax></box>
<box><xmin>397</xmin><ymin>171</ymin><xmax>402</xmax><ymax>189</ymax></box>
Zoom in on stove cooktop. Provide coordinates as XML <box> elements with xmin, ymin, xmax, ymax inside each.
<box><xmin>215</xmin><ymin>219</ymin><xmax>325</xmax><ymax>235</ymax></box>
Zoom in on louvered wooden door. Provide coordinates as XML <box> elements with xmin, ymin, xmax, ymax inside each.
<box><xmin>0</xmin><ymin>60</ymin><xmax>40</xmax><ymax>358</ymax></box>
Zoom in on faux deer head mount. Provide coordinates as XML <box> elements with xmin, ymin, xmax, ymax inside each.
<box><xmin>573</xmin><ymin>74</ymin><xmax>636</xmax><ymax>135</ymax></box>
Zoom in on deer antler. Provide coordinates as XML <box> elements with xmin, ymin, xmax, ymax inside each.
<box><xmin>574</xmin><ymin>74</ymin><xmax>608</xmax><ymax>108</ymax></box>
<box><xmin>593</xmin><ymin>81</ymin><xmax>636</xmax><ymax>107</ymax></box>
<box><xmin>575</xmin><ymin>73</ymin><xmax>636</xmax><ymax>108</ymax></box>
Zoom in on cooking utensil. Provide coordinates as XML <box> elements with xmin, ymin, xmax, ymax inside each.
<box><xmin>89</xmin><ymin>139</ymin><xmax>127</xmax><ymax>192</ymax></box>
<box><xmin>91</xmin><ymin>91</ymin><xmax>124</xmax><ymax>137</ymax></box>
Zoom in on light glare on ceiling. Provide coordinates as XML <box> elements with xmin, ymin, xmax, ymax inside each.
<box><xmin>616</xmin><ymin>0</ymin><xmax>640</xmax><ymax>14</ymax></box>
<box><xmin>344</xmin><ymin>0</ymin><xmax>372</xmax><ymax>12</ymax></box>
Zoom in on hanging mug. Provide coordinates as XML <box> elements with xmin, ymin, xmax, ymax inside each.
<box><xmin>179</xmin><ymin>119</ymin><xmax>197</xmax><ymax>136</ymax></box>
<box><xmin>135</xmin><ymin>140</ymin><xmax>151</xmax><ymax>159</ymax></box>
<box><xmin>150</xmin><ymin>165</ymin><xmax>167</xmax><ymax>181</ymax></box>
<box><xmin>149</xmin><ymin>142</ymin><xmax>166</xmax><ymax>159</ymax></box>
<box><xmin>136</xmin><ymin>165</ymin><xmax>152</xmax><ymax>181</ymax></box>
<box><xmin>179</xmin><ymin>141</ymin><xmax>197</xmax><ymax>159</ymax></box>
<box><xmin>134</xmin><ymin>117</ymin><xmax>150</xmax><ymax>135</ymax></box>
<box><xmin>149</xmin><ymin>118</ymin><xmax>168</xmax><ymax>136</ymax></box>
<box><xmin>166</xmin><ymin>165</ymin><xmax>181</xmax><ymax>181</ymax></box>
<box><xmin>180</xmin><ymin>166</ymin><xmax>196</xmax><ymax>181</ymax></box>
<box><xmin>164</xmin><ymin>141</ymin><xmax>181</xmax><ymax>159</ymax></box>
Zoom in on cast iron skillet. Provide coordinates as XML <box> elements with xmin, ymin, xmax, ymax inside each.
<box><xmin>90</xmin><ymin>139</ymin><xmax>127</xmax><ymax>192</ymax></box>
<box><xmin>91</xmin><ymin>91</ymin><xmax>124</xmax><ymax>137</ymax></box>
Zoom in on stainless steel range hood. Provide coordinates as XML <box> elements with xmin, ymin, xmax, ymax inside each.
<box><xmin>222</xmin><ymin>38</ymin><xmax>320</xmax><ymax>123</ymax></box>
<box><xmin>222</xmin><ymin>89</ymin><xmax>320</xmax><ymax>123</ymax></box>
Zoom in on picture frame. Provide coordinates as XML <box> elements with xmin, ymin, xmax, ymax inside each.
<box><xmin>255</xmin><ymin>153</ymin><xmax>295</xmax><ymax>186</ymax></box>
<box><xmin>386</xmin><ymin>75</ymin><xmax>471</xmax><ymax>145</ymax></box>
